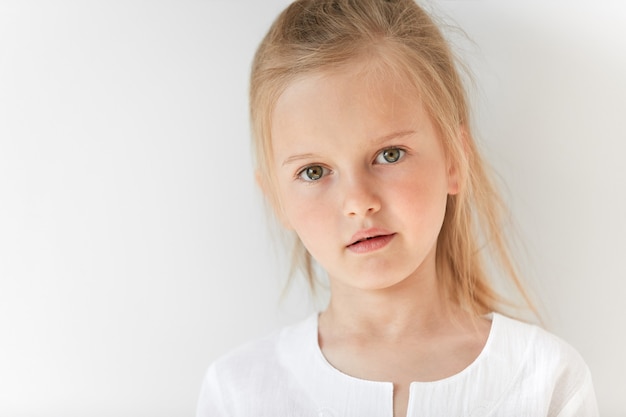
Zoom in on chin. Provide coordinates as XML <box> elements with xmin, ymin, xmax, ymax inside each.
<box><xmin>337</xmin><ymin>274</ymin><xmax>412</xmax><ymax>292</ymax></box>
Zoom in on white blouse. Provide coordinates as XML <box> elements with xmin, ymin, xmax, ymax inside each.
<box><xmin>196</xmin><ymin>313</ymin><xmax>598</xmax><ymax>417</ymax></box>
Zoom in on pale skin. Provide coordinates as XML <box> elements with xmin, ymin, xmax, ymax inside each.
<box><xmin>267</xmin><ymin>58</ymin><xmax>491</xmax><ymax>417</ymax></box>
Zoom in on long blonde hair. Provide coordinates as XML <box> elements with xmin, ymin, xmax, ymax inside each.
<box><xmin>250</xmin><ymin>0</ymin><xmax>535</xmax><ymax>318</ymax></box>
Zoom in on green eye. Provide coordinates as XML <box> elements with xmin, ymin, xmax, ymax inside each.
<box><xmin>299</xmin><ymin>165</ymin><xmax>326</xmax><ymax>181</ymax></box>
<box><xmin>376</xmin><ymin>148</ymin><xmax>405</xmax><ymax>164</ymax></box>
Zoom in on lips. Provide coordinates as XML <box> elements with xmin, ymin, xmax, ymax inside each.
<box><xmin>347</xmin><ymin>228</ymin><xmax>395</xmax><ymax>253</ymax></box>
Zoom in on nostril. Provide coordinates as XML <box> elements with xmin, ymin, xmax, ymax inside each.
<box><xmin>342</xmin><ymin>186</ymin><xmax>381</xmax><ymax>217</ymax></box>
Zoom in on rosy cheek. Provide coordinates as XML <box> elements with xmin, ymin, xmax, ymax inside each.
<box><xmin>282</xmin><ymin>192</ymin><xmax>327</xmax><ymax>229</ymax></box>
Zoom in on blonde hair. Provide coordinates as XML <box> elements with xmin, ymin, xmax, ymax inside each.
<box><xmin>250</xmin><ymin>0</ymin><xmax>534</xmax><ymax>318</ymax></box>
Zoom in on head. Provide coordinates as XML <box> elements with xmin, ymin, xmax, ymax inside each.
<box><xmin>251</xmin><ymin>0</ymin><xmax>531</xmax><ymax>316</ymax></box>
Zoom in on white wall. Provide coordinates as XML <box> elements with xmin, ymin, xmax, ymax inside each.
<box><xmin>0</xmin><ymin>1</ymin><xmax>623</xmax><ymax>416</ymax></box>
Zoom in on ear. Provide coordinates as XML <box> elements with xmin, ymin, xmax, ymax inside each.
<box><xmin>255</xmin><ymin>170</ymin><xmax>293</xmax><ymax>230</ymax></box>
<box><xmin>447</xmin><ymin>160</ymin><xmax>460</xmax><ymax>196</ymax></box>
<box><xmin>446</xmin><ymin>126</ymin><xmax>468</xmax><ymax>196</ymax></box>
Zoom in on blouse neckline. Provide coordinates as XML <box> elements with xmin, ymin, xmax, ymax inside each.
<box><xmin>309</xmin><ymin>312</ymin><xmax>499</xmax><ymax>387</ymax></box>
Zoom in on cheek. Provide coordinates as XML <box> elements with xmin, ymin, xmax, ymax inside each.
<box><xmin>283</xmin><ymin>199</ymin><xmax>336</xmax><ymax>261</ymax></box>
<box><xmin>279</xmin><ymin>184</ymin><xmax>334</xmax><ymax>236</ymax></box>
<box><xmin>388</xmin><ymin>168</ymin><xmax>449</xmax><ymax>218</ymax></box>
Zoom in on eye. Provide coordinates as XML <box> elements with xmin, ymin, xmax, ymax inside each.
<box><xmin>375</xmin><ymin>147</ymin><xmax>405</xmax><ymax>164</ymax></box>
<box><xmin>298</xmin><ymin>165</ymin><xmax>328</xmax><ymax>181</ymax></box>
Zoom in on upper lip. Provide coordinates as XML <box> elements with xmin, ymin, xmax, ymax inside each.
<box><xmin>347</xmin><ymin>228</ymin><xmax>394</xmax><ymax>246</ymax></box>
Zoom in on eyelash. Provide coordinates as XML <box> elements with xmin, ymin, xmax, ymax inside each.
<box><xmin>296</xmin><ymin>146</ymin><xmax>407</xmax><ymax>182</ymax></box>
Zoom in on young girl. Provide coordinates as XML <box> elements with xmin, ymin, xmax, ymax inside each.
<box><xmin>197</xmin><ymin>1</ymin><xmax>598</xmax><ymax>416</ymax></box>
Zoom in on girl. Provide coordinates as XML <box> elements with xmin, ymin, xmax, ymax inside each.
<box><xmin>197</xmin><ymin>0</ymin><xmax>598</xmax><ymax>416</ymax></box>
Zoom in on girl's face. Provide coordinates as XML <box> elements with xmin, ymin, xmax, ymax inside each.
<box><xmin>270</xmin><ymin>64</ymin><xmax>458</xmax><ymax>292</ymax></box>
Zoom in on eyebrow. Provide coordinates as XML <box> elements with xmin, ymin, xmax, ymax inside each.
<box><xmin>281</xmin><ymin>130</ymin><xmax>416</xmax><ymax>167</ymax></box>
<box><xmin>373</xmin><ymin>129</ymin><xmax>416</xmax><ymax>144</ymax></box>
<box><xmin>282</xmin><ymin>153</ymin><xmax>319</xmax><ymax>167</ymax></box>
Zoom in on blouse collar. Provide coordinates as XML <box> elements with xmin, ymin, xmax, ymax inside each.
<box><xmin>277</xmin><ymin>312</ymin><xmax>524</xmax><ymax>417</ymax></box>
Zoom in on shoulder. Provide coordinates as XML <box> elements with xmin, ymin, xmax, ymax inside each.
<box><xmin>196</xmin><ymin>315</ymin><xmax>318</xmax><ymax>417</ymax></box>
<box><xmin>208</xmin><ymin>314</ymin><xmax>316</xmax><ymax>379</ymax></box>
<box><xmin>492</xmin><ymin>313</ymin><xmax>589</xmax><ymax>375</ymax></box>
<box><xmin>490</xmin><ymin>313</ymin><xmax>598</xmax><ymax>416</ymax></box>
<box><xmin>210</xmin><ymin>328</ymin><xmax>282</xmax><ymax>378</ymax></box>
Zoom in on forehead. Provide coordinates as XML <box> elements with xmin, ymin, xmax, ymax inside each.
<box><xmin>276</xmin><ymin>56</ymin><xmax>418</xmax><ymax>109</ymax></box>
<box><xmin>270</xmin><ymin>63</ymin><xmax>425</xmax><ymax>146</ymax></box>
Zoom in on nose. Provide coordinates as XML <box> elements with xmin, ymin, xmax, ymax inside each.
<box><xmin>341</xmin><ymin>174</ymin><xmax>381</xmax><ymax>218</ymax></box>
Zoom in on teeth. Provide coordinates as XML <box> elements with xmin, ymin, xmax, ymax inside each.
<box><xmin>356</xmin><ymin>236</ymin><xmax>376</xmax><ymax>244</ymax></box>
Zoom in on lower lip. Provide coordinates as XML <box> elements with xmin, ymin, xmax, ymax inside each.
<box><xmin>347</xmin><ymin>234</ymin><xmax>395</xmax><ymax>254</ymax></box>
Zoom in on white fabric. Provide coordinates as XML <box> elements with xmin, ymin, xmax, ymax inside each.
<box><xmin>196</xmin><ymin>313</ymin><xmax>598</xmax><ymax>417</ymax></box>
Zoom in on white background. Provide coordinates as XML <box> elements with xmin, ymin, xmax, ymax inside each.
<box><xmin>0</xmin><ymin>1</ymin><xmax>624</xmax><ymax>416</ymax></box>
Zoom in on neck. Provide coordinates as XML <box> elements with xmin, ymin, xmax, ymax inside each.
<box><xmin>319</xmin><ymin>266</ymin><xmax>455</xmax><ymax>341</ymax></box>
